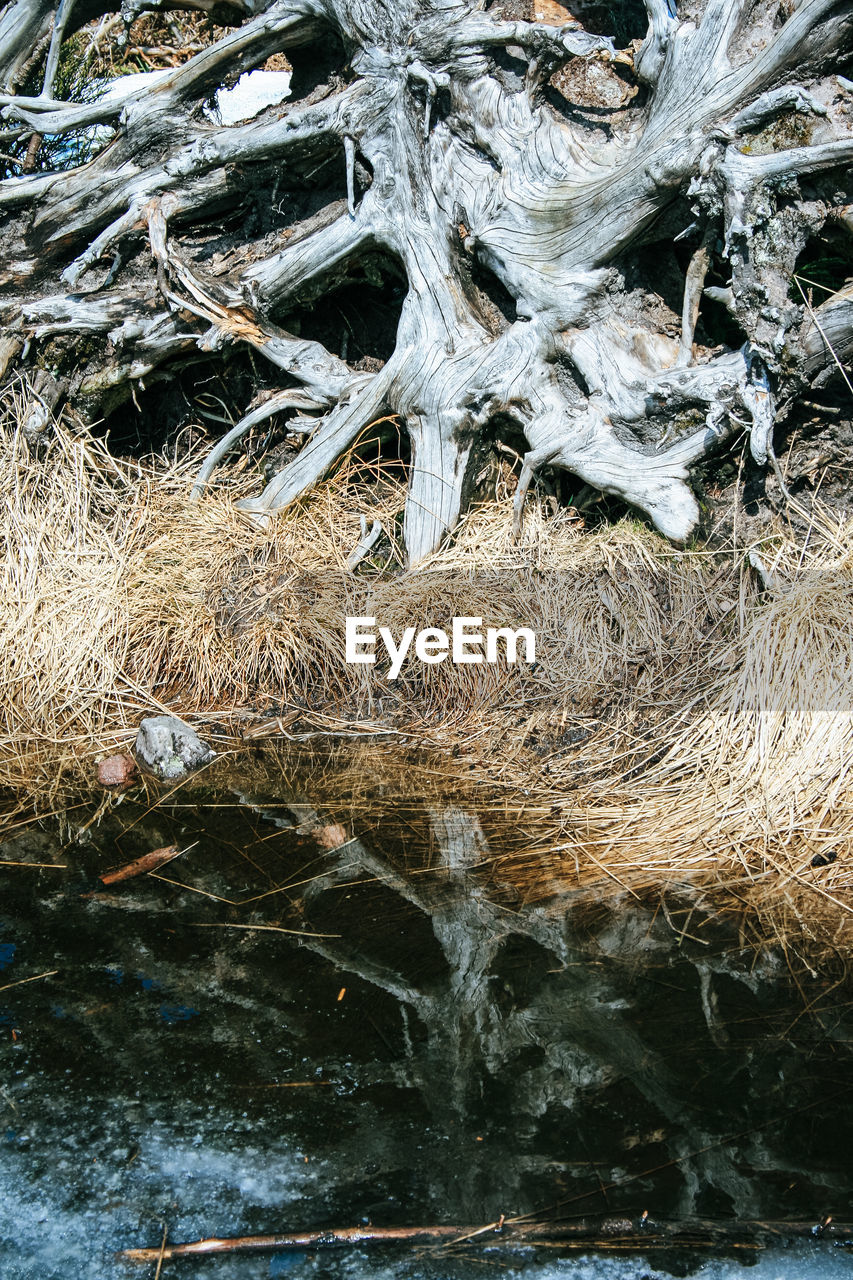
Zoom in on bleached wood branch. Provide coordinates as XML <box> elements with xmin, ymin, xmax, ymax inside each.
<box><xmin>0</xmin><ymin>0</ymin><xmax>851</xmax><ymax>562</ymax></box>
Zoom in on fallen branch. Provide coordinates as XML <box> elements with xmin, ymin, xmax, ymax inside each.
<box><xmin>120</xmin><ymin>1216</ymin><xmax>853</xmax><ymax>1263</ymax></box>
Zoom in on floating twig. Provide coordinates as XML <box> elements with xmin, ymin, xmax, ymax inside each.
<box><xmin>0</xmin><ymin>969</ymin><xmax>58</xmax><ymax>995</ymax></box>
<box><xmin>100</xmin><ymin>841</ymin><xmax>196</xmax><ymax>885</ymax></box>
<box><xmin>0</xmin><ymin>860</ymin><xmax>67</xmax><ymax>868</ymax></box>
<box><xmin>153</xmin><ymin>1224</ymin><xmax>168</xmax><ymax>1280</ymax></box>
<box><xmin>191</xmin><ymin>922</ymin><xmax>341</xmax><ymax>939</ymax></box>
<box><xmin>241</xmin><ymin>710</ymin><xmax>302</xmax><ymax>740</ymax></box>
<box><xmin>237</xmin><ymin>1081</ymin><xmax>335</xmax><ymax>1089</ymax></box>
<box><xmin>120</xmin><ymin>1217</ymin><xmax>853</xmax><ymax>1264</ymax></box>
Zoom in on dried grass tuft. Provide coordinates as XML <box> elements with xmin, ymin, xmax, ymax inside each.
<box><xmin>0</xmin><ymin>396</ymin><xmax>851</xmax><ymax>907</ymax></box>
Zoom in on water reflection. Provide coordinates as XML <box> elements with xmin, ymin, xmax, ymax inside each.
<box><xmin>0</xmin><ymin>743</ymin><xmax>851</xmax><ymax>1278</ymax></box>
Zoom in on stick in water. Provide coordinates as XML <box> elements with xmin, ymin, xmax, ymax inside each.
<box><xmin>120</xmin><ymin>1217</ymin><xmax>852</xmax><ymax>1263</ymax></box>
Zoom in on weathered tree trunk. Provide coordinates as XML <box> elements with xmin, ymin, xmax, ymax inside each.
<box><xmin>1</xmin><ymin>0</ymin><xmax>851</xmax><ymax>561</ymax></box>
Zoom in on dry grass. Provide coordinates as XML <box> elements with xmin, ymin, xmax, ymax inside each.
<box><xmin>546</xmin><ymin>518</ymin><xmax>853</xmax><ymax>904</ymax></box>
<box><xmin>1</xmin><ymin>387</ymin><xmax>851</xmax><ymax>909</ymax></box>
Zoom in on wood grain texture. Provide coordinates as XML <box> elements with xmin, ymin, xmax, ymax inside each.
<box><xmin>1</xmin><ymin>0</ymin><xmax>851</xmax><ymax>561</ymax></box>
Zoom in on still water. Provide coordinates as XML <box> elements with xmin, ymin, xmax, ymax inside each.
<box><xmin>1</xmin><ymin>744</ymin><xmax>851</xmax><ymax>1278</ymax></box>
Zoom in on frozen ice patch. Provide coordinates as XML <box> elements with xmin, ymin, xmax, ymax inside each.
<box><xmin>144</xmin><ymin>1132</ymin><xmax>309</xmax><ymax>1208</ymax></box>
<box><xmin>0</xmin><ymin>1099</ymin><xmax>316</xmax><ymax>1280</ymax></box>
<box><xmin>315</xmin><ymin>1251</ymin><xmax>853</xmax><ymax>1280</ymax></box>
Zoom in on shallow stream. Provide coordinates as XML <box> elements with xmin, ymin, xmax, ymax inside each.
<box><xmin>1</xmin><ymin>744</ymin><xmax>851</xmax><ymax>1278</ymax></box>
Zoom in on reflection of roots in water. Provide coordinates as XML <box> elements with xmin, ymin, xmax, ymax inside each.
<box><xmin>252</xmin><ymin>740</ymin><xmax>853</xmax><ymax>952</ymax></box>
<box><xmin>4</xmin><ymin>742</ymin><xmax>851</xmax><ymax>1229</ymax></box>
<box><xmin>68</xmin><ymin>737</ymin><xmax>851</xmax><ymax>968</ymax></box>
<box><xmin>125</xmin><ymin>754</ymin><xmax>853</xmax><ymax>1222</ymax></box>
<box><xmin>1</xmin><ymin>736</ymin><xmax>850</xmax><ymax>963</ymax></box>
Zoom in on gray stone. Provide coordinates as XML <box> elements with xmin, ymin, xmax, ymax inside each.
<box><xmin>134</xmin><ymin>716</ymin><xmax>215</xmax><ymax>780</ymax></box>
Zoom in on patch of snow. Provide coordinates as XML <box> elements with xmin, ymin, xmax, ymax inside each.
<box><xmin>94</xmin><ymin>69</ymin><xmax>171</xmax><ymax>103</ymax></box>
<box><xmin>91</xmin><ymin>68</ymin><xmax>291</xmax><ymax>126</ymax></box>
<box><xmin>208</xmin><ymin>70</ymin><xmax>292</xmax><ymax>126</ymax></box>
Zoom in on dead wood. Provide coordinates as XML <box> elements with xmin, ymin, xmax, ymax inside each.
<box><xmin>99</xmin><ymin>842</ymin><xmax>183</xmax><ymax>883</ymax></box>
<box><xmin>0</xmin><ymin>0</ymin><xmax>849</xmax><ymax>562</ymax></box>
<box><xmin>120</xmin><ymin>1216</ymin><xmax>853</xmax><ymax>1262</ymax></box>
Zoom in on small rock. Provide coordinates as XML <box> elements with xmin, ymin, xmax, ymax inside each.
<box><xmin>97</xmin><ymin>753</ymin><xmax>137</xmax><ymax>788</ymax></box>
<box><xmin>134</xmin><ymin>716</ymin><xmax>215</xmax><ymax>780</ymax></box>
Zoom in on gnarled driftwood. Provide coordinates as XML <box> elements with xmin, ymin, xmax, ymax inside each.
<box><xmin>1</xmin><ymin>0</ymin><xmax>851</xmax><ymax>561</ymax></box>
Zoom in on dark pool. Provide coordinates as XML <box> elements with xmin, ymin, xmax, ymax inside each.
<box><xmin>1</xmin><ymin>744</ymin><xmax>851</xmax><ymax>1278</ymax></box>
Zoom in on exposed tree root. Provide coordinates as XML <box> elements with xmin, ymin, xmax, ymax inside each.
<box><xmin>0</xmin><ymin>0</ymin><xmax>851</xmax><ymax>561</ymax></box>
